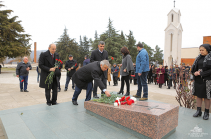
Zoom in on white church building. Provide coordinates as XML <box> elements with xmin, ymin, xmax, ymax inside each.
<box><xmin>164</xmin><ymin>8</ymin><xmax>183</xmax><ymax>67</ymax></box>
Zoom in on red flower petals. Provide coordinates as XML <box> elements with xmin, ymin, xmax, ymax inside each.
<box><xmin>126</xmin><ymin>96</ymin><xmax>130</xmax><ymax>101</ymax></box>
<box><xmin>127</xmin><ymin>100</ymin><xmax>132</xmax><ymax>105</ymax></box>
<box><xmin>121</xmin><ymin>102</ymin><xmax>127</xmax><ymax>105</ymax></box>
<box><xmin>111</xmin><ymin>57</ymin><xmax>114</xmax><ymax>60</ymax></box>
<box><xmin>121</xmin><ymin>96</ymin><xmax>125</xmax><ymax>101</ymax></box>
<box><xmin>21</xmin><ymin>79</ymin><xmax>24</xmax><ymax>82</ymax></box>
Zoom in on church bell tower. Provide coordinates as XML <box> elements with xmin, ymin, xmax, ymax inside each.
<box><xmin>164</xmin><ymin>6</ymin><xmax>183</xmax><ymax>67</ymax></box>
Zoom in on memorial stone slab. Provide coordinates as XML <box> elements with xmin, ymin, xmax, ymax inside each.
<box><xmin>85</xmin><ymin>101</ymin><xmax>179</xmax><ymax>139</ymax></box>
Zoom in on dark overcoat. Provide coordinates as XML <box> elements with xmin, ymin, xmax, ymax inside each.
<box><xmin>156</xmin><ymin>68</ymin><xmax>165</xmax><ymax>84</ymax></box>
<box><xmin>72</xmin><ymin>61</ymin><xmax>106</xmax><ymax>90</ymax></box>
<box><xmin>90</xmin><ymin>49</ymin><xmax>108</xmax><ymax>78</ymax></box>
<box><xmin>111</xmin><ymin>66</ymin><xmax>119</xmax><ymax>77</ymax></box>
<box><xmin>39</xmin><ymin>50</ymin><xmax>60</xmax><ymax>89</ymax></box>
<box><xmin>65</xmin><ymin>59</ymin><xmax>78</xmax><ymax>77</ymax></box>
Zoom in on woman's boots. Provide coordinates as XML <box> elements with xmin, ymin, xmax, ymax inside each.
<box><xmin>117</xmin><ymin>90</ymin><xmax>124</xmax><ymax>95</ymax></box>
<box><xmin>193</xmin><ymin>107</ymin><xmax>202</xmax><ymax>117</ymax></box>
<box><xmin>203</xmin><ymin>109</ymin><xmax>209</xmax><ymax>120</ymax></box>
<box><xmin>193</xmin><ymin>107</ymin><xmax>209</xmax><ymax>120</ymax></box>
<box><xmin>124</xmin><ymin>92</ymin><xmax>130</xmax><ymax>96</ymax></box>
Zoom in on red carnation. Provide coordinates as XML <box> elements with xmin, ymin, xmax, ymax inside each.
<box><xmin>127</xmin><ymin>100</ymin><xmax>132</xmax><ymax>105</ymax></box>
<box><xmin>131</xmin><ymin>75</ymin><xmax>135</xmax><ymax>77</ymax></box>
<box><xmin>121</xmin><ymin>102</ymin><xmax>127</xmax><ymax>105</ymax></box>
<box><xmin>111</xmin><ymin>57</ymin><xmax>114</xmax><ymax>60</ymax></box>
<box><xmin>75</xmin><ymin>63</ymin><xmax>77</xmax><ymax>66</ymax></box>
<box><xmin>126</xmin><ymin>96</ymin><xmax>130</xmax><ymax>101</ymax></box>
<box><xmin>59</xmin><ymin>67</ymin><xmax>61</xmax><ymax>69</ymax></box>
<box><xmin>121</xmin><ymin>96</ymin><xmax>125</xmax><ymax>101</ymax></box>
<box><xmin>21</xmin><ymin>79</ymin><xmax>24</xmax><ymax>82</ymax></box>
<box><xmin>115</xmin><ymin>100</ymin><xmax>118</xmax><ymax>103</ymax></box>
<box><xmin>131</xmin><ymin>99</ymin><xmax>135</xmax><ymax>103</ymax></box>
<box><xmin>115</xmin><ymin>69</ymin><xmax>117</xmax><ymax>71</ymax></box>
<box><xmin>56</xmin><ymin>59</ymin><xmax>58</xmax><ymax>61</ymax></box>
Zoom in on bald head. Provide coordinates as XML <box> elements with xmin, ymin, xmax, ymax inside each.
<box><xmin>23</xmin><ymin>57</ymin><xmax>28</xmax><ymax>64</ymax></box>
<box><xmin>49</xmin><ymin>44</ymin><xmax>56</xmax><ymax>54</ymax></box>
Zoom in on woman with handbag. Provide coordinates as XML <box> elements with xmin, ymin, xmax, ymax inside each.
<box><xmin>118</xmin><ymin>47</ymin><xmax>134</xmax><ymax>96</ymax></box>
<box><xmin>192</xmin><ymin>44</ymin><xmax>211</xmax><ymax>120</ymax></box>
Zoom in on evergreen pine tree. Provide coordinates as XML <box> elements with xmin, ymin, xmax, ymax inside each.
<box><xmin>153</xmin><ymin>45</ymin><xmax>163</xmax><ymax>64</ymax></box>
<box><xmin>126</xmin><ymin>31</ymin><xmax>137</xmax><ymax>63</ymax></box>
<box><xmin>99</xmin><ymin>18</ymin><xmax>126</xmax><ymax>64</ymax></box>
<box><xmin>0</xmin><ymin>2</ymin><xmax>31</xmax><ymax>59</ymax></box>
<box><xmin>91</xmin><ymin>30</ymin><xmax>99</xmax><ymax>50</ymax></box>
<box><xmin>56</xmin><ymin>27</ymin><xmax>79</xmax><ymax>63</ymax></box>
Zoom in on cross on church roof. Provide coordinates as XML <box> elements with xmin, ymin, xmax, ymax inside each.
<box><xmin>174</xmin><ymin>0</ymin><xmax>176</xmax><ymax>7</ymax></box>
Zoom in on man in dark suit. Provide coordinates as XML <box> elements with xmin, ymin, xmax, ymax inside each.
<box><xmin>39</xmin><ymin>44</ymin><xmax>61</xmax><ymax>106</ymax></box>
<box><xmin>90</xmin><ymin>41</ymin><xmax>108</xmax><ymax>98</ymax></box>
<box><xmin>64</xmin><ymin>54</ymin><xmax>78</xmax><ymax>91</ymax></box>
<box><xmin>72</xmin><ymin>60</ymin><xmax>111</xmax><ymax>105</ymax></box>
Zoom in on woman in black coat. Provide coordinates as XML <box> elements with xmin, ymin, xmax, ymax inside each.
<box><xmin>191</xmin><ymin>44</ymin><xmax>211</xmax><ymax>120</ymax></box>
<box><xmin>164</xmin><ymin>66</ymin><xmax>168</xmax><ymax>86</ymax></box>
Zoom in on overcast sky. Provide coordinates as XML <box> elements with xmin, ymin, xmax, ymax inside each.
<box><xmin>3</xmin><ymin>0</ymin><xmax>211</xmax><ymax>52</ymax></box>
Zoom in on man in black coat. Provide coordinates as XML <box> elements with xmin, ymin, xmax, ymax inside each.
<box><xmin>72</xmin><ymin>60</ymin><xmax>111</xmax><ymax>105</ymax></box>
<box><xmin>39</xmin><ymin>44</ymin><xmax>61</xmax><ymax>106</ymax></box>
<box><xmin>111</xmin><ymin>63</ymin><xmax>119</xmax><ymax>86</ymax></box>
<box><xmin>64</xmin><ymin>54</ymin><xmax>78</xmax><ymax>91</ymax></box>
<box><xmin>90</xmin><ymin>41</ymin><xmax>108</xmax><ymax>98</ymax></box>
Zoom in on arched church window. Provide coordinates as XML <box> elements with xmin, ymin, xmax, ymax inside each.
<box><xmin>170</xmin><ymin>33</ymin><xmax>173</xmax><ymax>52</ymax></box>
<box><xmin>172</xmin><ymin>14</ymin><xmax>174</xmax><ymax>22</ymax></box>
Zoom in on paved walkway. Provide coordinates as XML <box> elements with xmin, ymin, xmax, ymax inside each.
<box><xmin>1</xmin><ymin>68</ymin><xmax>211</xmax><ymax>139</ymax></box>
<box><xmin>0</xmin><ymin>69</ymin><xmax>178</xmax><ymax>111</ymax></box>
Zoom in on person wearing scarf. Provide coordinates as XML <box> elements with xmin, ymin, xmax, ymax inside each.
<box><xmin>191</xmin><ymin>44</ymin><xmax>211</xmax><ymax>120</ymax></box>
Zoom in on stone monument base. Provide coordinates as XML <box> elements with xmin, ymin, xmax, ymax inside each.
<box><xmin>84</xmin><ymin>101</ymin><xmax>179</xmax><ymax>139</ymax></box>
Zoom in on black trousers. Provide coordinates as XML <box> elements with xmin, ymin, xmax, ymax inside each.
<box><xmin>113</xmin><ymin>75</ymin><xmax>118</xmax><ymax>85</ymax></box>
<box><xmin>120</xmin><ymin>75</ymin><xmax>130</xmax><ymax>92</ymax></box>
<box><xmin>134</xmin><ymin>79</ymin><xmax>137</xmax><ymax>85</ymax></box>
<box><xmin>45</xmin><ymin>77</ymin><xmax>57</xmax><ymax>104</ymax></box>
<box><xmin>93</xmin><ymin>75</ymin><xmax>107</xmax><ymax>96</ymax></box>
<box><xmin>168</xmin><ymin>79</ymin><xmax>172</xmax><ymax>88</ymax></box>
<box><xmin>58</xmin><ymin>76</ymin><xmax>61</xmax><ymax>89</ymax></box>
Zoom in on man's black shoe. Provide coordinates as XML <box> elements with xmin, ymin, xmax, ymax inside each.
<box><xmin>64</xmin><ymin>88</ymin><xmax>67</xmax><ymax>91</ymax></box>
<box><xmin>52</xmin><ymin>102</ymin><xmax>58</xmax><ymax>105</ymax></box>
<box><xmin>20</xmin><ymin>89</ymin><xmax>23</xmax><ymax>92</ymax></box>
<box><xmin>72</xmin><ymin>100</ymin><xmax>78</xmax><ymax>105</ymax></box>
<box><xmin>24</xmin><ymin>90</ymin><xmax>29</xmax><ymax>92</ymax></box>
<box><xmin>47</xmin><ymin>103</ymin><xmax>51</xmax><ymax>106</ymax></box>
<box><xmin>93</xmin><ymin>95</ymin><xmax>99</xmax><ymax>98</ymax></box>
